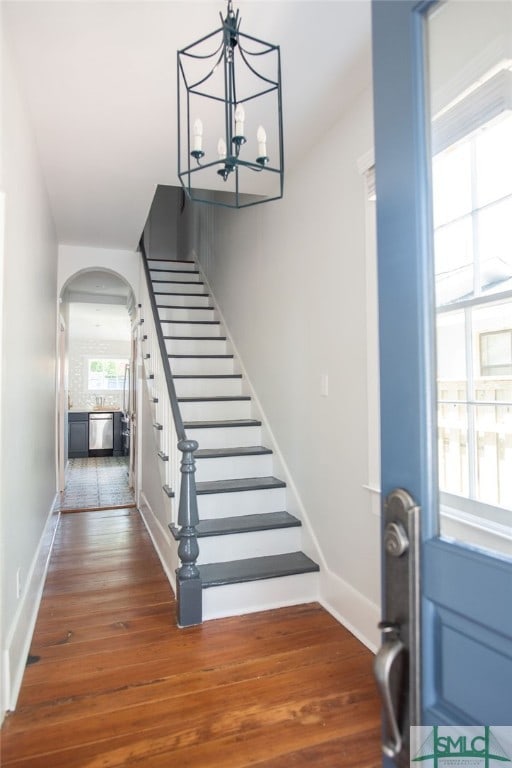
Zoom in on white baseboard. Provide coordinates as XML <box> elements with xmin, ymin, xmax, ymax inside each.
<box><xmin>2</xmin><ymin>496</ymin><xmax>60</xmax><ymax>719</ymax></box>
<box><xmin>319</xmin><ymin>567</ymin><xmax>380</xmax><ymax>652</ymax></box>
<box><xmin>138</xmin><ymin>491</ymin><xmax>178</xmax><ymax>594</ymax></box>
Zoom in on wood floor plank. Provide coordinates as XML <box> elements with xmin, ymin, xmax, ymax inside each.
<box><xmin>30</xmin><ymin>603</ymin><xmax>172</xmax><ymax>647</ymax></box>
<box><xmin>1</xmin><ymin>507</ymin><xmax>381</xmax><ymax>767</ymax></box>
<box><xmin>7</xmin><ymin>639</ymin><xmax>363</xmax><ymax>733</ymax></box>
<box><xmin>3</xmin><ymin>656</ymin><xmax>371</xmax><ymax>761</ymax></box>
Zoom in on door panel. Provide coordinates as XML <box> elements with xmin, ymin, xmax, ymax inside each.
<box><xmin>372</xmin><ymin>0</ymin><xmax>512</xmax><ymax>757</ymax></box>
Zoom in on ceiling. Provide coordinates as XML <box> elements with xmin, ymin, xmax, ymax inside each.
<box><xmin>63</xmin><ymin>269</ymin><xmax>131</xmax><ymax>302</ymax></box>
<box><xmin>4</xmin><ymin>1</ymin><xmax>372</xmax><ymax>251</ymax></box>
<box><xmin>68</xmin><ymin>301</ymin><xmax>131</xmax><ymax>341</ymax></box>
<box><xmin>64</xmin><ymin>270</ymin><xmax>132</xmax><ymax>341</ymax></box>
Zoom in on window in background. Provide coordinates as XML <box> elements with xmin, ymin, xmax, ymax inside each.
<box><xmin>87</xmin><ymin>358</ymin><xmax>129</xmax><ymax>391</ymax></box>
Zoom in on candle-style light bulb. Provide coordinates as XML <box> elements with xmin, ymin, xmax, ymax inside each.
<box><xmin>217</xmin><ymin>138</ymin><xmax>227</xmax><ymax>160</ymax></box>
<box><xmin>193</xmin><ymin>118</ymin><xmax>203</xmax><ymax>152</ymax></box>
<box><xmin>257</xmin><ymin>125</ymin><xmax>267</xmax><ymax>158</ymax></box>
<box><xmin>234</xmin><ymin>104</ymin><xmax>245</xmax><ymax>137</ymax></box>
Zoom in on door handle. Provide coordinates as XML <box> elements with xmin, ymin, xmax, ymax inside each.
<box><xmin>375</xmin><ymin>488</ymin><xmax>421</xmax><ymax>766</ymax></box>
<box><xmin>374</xmin><ymin>622</ymin><xmax>405</xmax><ymax>758</ymax></box>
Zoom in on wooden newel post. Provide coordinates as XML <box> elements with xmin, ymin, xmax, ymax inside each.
<box><xmin>176</xmin><ymin>438</ymin><xmax>202</xmax><ymax>627</ymax></box>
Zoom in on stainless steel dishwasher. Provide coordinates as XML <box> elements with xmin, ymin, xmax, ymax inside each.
<box><xmin>89</xmin><ymin>412</ymin><xmax>114</xmax><ymax>455</ymax></box>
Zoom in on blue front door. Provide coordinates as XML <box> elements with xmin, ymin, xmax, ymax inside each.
<box><xmin>372</xmin><ymin>0</ymin><xmax>512</xmax><ymax>761</ymax></box>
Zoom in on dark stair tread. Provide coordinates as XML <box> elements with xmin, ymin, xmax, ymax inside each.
<box><xmin>165</xmin><ymin>336</ymin><xmax>227</xmax><ymax>341</ymax></box>
<box><xmin>152</xmin><ymin>280</ymin><xmax>204</xmax><ymax>285</ymax></box>
<box><xmin>199</xmin><ymin>552</ymin><xmax>319</xmax><ymax>588</ymax></box>
<box><xmin>169</xmin><ymin>354</ymin><xmax>233</xmax><ymax>359</ymax></box>
<box><xmin>178</xmin><ymin>396</ymin><xmax>250</xmax><ymax>403</ymax></box>
<box><xmin>185</xmin><ymin>418</ymin><xmax>261</xmax><ymax>429</ymax></box>
<box><xmin>149</xmin><ymin>268</ymin><xmax>200</xmax><ymax>274</ymax></box>
<box><xmin>157</xmin><ymin>305</ymin><xmax>213</xmax><ymax>310</ymax></box>
<box><xmin>170</xmin><ymin>511</ymin><xmax>300</xmax><ymax>540</ymax></box>
<box><xmin>173</xmin><ymin>374</ymin><xmax>242</xmax><ymax>380</ymax></box>
<box><xmin>148</xmin><ymin>258</ymin><xmax>196</xmax><ymax>265</ymax></box>
<box><xmin>160</xmin><ymin>320</ymin><xmax>221</xmax><ymax>325</ymax></box>
<box><xmin>196</xmin><ymin>476</ymin><xmax>285</xmax><ymax>495</ymax></box>
<box><xmin>195</xmin><ymin>446</ymin><xmax>272</xmax><ymax>459</ymax></box>
<box><xmin>154</xmin><ymin>292</ymin><xmax>209</xmax><ymax>297</ymax></box>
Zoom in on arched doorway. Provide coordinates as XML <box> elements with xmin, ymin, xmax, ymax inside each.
<box><xmin>57</xmin><ymin>268</ymin><xmax>137</xmax><ymax>510</ymax></box>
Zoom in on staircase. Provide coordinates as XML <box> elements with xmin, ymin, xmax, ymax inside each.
<box><xmin>145</xmin><ymin>257</ymin><xmax>319</xmax><ymax>621</ymax></box>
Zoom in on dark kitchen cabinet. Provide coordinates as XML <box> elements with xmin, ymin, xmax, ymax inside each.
<box><xmin>113</xmin><ymin>412</ymin><xmax>123</xmax><ymax>456</ymax></box>
<box><xmin>68</xmin><ymin>412</ymin><xmax>89</xmax><ymax>458</ymax></box>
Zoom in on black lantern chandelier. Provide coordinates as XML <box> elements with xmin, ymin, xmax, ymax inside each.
<box><xmin>177</xmin><ymin>0</ymin><xmax>284</xmax><ymax>208</ymax></box>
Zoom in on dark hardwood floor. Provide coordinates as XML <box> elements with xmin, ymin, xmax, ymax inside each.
<box><xmin>1</xmin><ymin>507</ymin><xmax>381</xmax><ymax>767</ymax></box>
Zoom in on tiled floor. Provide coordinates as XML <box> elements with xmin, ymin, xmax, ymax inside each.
<box><xmin>57</xmin><ymin>456</ymin><xmax>135</xmax><ymax>511</ymax></box>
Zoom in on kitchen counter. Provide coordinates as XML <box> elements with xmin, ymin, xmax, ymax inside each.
<box><xmin>68</xmin><ymin>408</ymin><xmax>121</xmax><ymax>413</ymax></box>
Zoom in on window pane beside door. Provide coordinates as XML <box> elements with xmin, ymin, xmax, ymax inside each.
<box><xmin>428</xmin><ymin>2</ymin><xmax>512</xmax><ymax>557</ymax></box>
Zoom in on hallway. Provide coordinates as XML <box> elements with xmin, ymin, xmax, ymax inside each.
<box><xmin>1</xmin><ymin>507</ymin><xmax>381</xmax><ymax>767</ymax></box>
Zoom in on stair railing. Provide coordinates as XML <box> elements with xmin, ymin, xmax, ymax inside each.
<box><xmin>139</xmin><ymin>239</ymin><xmax>202</xmax><ymax>627</ymax></box>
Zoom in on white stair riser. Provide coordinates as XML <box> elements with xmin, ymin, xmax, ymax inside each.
<box><xmin>157</xmin><ymin>294</ymin><xmax>211</xmax><ymax>308</ymax></box>
<box><xmin>194</xmin><ymin>452</ymin><xmax>273</xmax><ymax>482</ymax></box>
<box><xmin>170</xmin><ymin>357</ymin><xmax>234</xmax><ymax>376</ymax></box>
<box><xmin>197</xmin><ymin>527</ymin><xmax>302</xmax><ymax>565</ymax></box>
<box><xmin>174</xmin><ymin>378</ymin><xmax>242</xmax><ymax>398</ymax></box>
<box><xmin>179</xmin><ymin>399</ymin><xmax>251</xmax><ymax>422</ymax></box>
<box><xmin>197</xmin><ymin>486</ymin><xmax>286</xmax><ymax>519</ymax></box>
<box><xmin>165</xmin><ymin>338</ymin><xmax>228</xmax><ymax>356</ymax></box>
<box><xmin>150</xmin><ymin>270</ymin><xmax>200</xmax><ymax>283</ymax></box>
<box><xmin>148</xmin><ymin>259</ymin><xmax>197</xmax><ymax>271</ymax></box>
<box><xmin>202</xmin><ymin>571</ymin><xmax>319</xmax><ymax>621</ymax></box>
<box><xmin>153</xmin><ymin>281</ymin><xmax>206</xmax><ymax>295</ymax></box>
<box><xmin>164</xmin><ymin>323</ymin><xmax>222</xmax><ymax>338</ymax></box>
<box><xmin>159</xmin><ymin>307</ymin><xmax>216</xmax><ymax>322</ymax></box>
<box><xmin>185</xmin><ymin>424</ymin><xmax>261</xmax><ymax>449</ymax></box>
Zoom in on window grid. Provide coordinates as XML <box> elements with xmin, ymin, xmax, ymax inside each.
<box><xmin>435</xmin><ymin>118</ymin><xmax>512</xmax><ymax>511</ymax></box>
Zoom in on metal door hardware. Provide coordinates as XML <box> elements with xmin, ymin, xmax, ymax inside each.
<box><xmin>384</xmin><ymin>521</ymin><xmax>409</xmax><ymax>557</ymax></box>
<box><xmin>374</xmin><ymin>488</ymin><xmax>420</xmax><ymax>767</ymax></box>
<box><xmin>374</xmin><ymin>622</ymin><xmax>405</xmax><ymax>757</ymax></box>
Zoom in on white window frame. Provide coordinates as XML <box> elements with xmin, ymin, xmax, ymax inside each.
<box><xmin>86</xmin><ymin>356</ymin><xmax>129</xmax><ymax>392</ymax></box>
<box><xmin>433</xmin><ymin>65</ymin><xmax>512</xmax><ymax>555</ymax></box>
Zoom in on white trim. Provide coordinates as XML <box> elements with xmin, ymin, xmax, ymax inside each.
<box><xmin>433</xmin><ymin>68</ymin><xmax>512</xmax><ymax>154</ymax></box>
<box><xmin>0</xmin><ymin>190</ymin><xmax>6</xmax><ymax>720</ymax></box>
<box><xmin>319</xmin><ymin>568</ymin><xmax>380</xmax><ymax>653</ymax></box>
<box><xmin>441</xmin><ymin>506</ymin><xmax>512</xmax><ymax>558</ymax></box>
<box><xmin>440</xmin><ymin>492</ymin><xmax>512</xmax><ymax>558</ymax></box>
<box><xmin>356</xmin><ymin>148</ymin><xmax>375</xmax><ymax>175</ymax></box>
<box><xmin>357</xmin><ymin>149</ymin><xmax>381</xmax><ymax>517</ymax></box>
<box><xmin>138</xmin><ymin>492</ymin><xmax>177</xmax><ymax>594</ymax></box>
<box><xmin>202</xmin><ymin>573</ymin><xmax>319</xmax><ymax>623</ymax></box>
<box><xmin>363</xmin><ymin>484</ymin><xmax>382</xmax><ymax>519</ymax></box>
<box><xmin>2</xmin><ymin>497</ymin><xmax>60</xmax><ymax>719</ymax></box>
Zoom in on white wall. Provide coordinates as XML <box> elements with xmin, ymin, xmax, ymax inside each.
<box><xmin>58</xmin><ymin>244</ymin><xmax>140</xmax><ymax>299</ymax></box>
<box><xmin>195</xmin><ymin>87</ymin><xmax>381</xmax><ymax>648</ymax></box>
<box><xmin>68</xmin><ymin>337</ymin><xmax>130</xmax><ymax>411</ymax></box>
<box><xmin>0</xmin><ymin>35</ymin><xmax>59</xmax><ymax>719</ymax></box>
